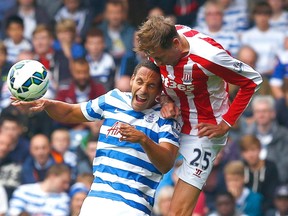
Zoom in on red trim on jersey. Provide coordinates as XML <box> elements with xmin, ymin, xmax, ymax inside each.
<box><xmin>183</xmin><ymin>30</ymin><xmax>199</xmax><ymax>38</ymax></box>
<box><xmin>192</xmin><ymin>64</ymin><xmax>217</xmax><ymax>125</ymax></box>
<box><xmin>200</xmin><ymin>37</ymin><xmax>225</xmax><ymax>50</ymax></box>
<box><xmin>191</xmin><ymin>54</ymin><xmax>258</xmax><ymax>125</ymax></box>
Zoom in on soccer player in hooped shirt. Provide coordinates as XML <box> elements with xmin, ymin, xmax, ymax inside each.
<box><xmin>135</xmin><ymin>16</ymin><xmax>263</xmax><ymax>216</ymax></box>
<box><xmin>11</xmin><ymin>60</ymin><xmax>181</xmax><ymax>216</ymax></box>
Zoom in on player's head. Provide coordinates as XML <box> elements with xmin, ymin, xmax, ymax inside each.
<box><xmin>135</xmin><ymin>16</ymin><xmax>183</xmax><ymax>66</ymax></box>
<box><xmin>5</xmin><ymin>15</ymin><xmax>24</xmax><ymax>43</ymax></box>
<box><xmin>130</xmin><ymin>60</ymin><xmax>162</xmax><ymax>111</ymax></box>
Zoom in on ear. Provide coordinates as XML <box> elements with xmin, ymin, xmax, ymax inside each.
<box><xmin>130</xmin><ymin>74</ymin><xmax>135</xmax><ymax>86</ymax></box>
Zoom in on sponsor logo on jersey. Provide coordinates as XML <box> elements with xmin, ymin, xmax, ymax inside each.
<box><xmin>162</xmin><ymin>76</ymin><xmax>194</xmax><ymax>92</ymax></box>
<box><xmin>144</xmin><ymin>113</ymin><xmax>159</xmax><ymax>123</ymax></box>
<box><xmin>106</xmin><ymin>121</ymin><xmax>120</xmax><ymax>137</ymax></box>
<box><xmin>193</xmin><ymin>168</ymin><xmax>203</xmax><ymax>178</ymax></box>
<box><xmin>233</xmin><ymin>61</ymin><xmax>243</xmax><ymax>73</ymax></box>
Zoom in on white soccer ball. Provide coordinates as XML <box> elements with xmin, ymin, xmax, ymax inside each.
<box><xmin>7</xmin><ymin>60</ymin><xmax>49</xmax><ymax>101</ymax></box>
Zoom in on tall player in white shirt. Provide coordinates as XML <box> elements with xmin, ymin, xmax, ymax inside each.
<box><xmin>135</xmin><ymin>16</ymin><xmax>263</xmax><ymax>216</ymax></box>
<box><xmin>11</xmin><ymin>60</ymin><xmax>181</xmax><ymax>216</ymax></box>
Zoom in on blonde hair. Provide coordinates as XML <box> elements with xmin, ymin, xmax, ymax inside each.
<box><xmin>55</xmin><ymin>19</ymin><xmax>76</xmax><ymax>34</ymax></box>
<box><xmin>224</xmin><ymin>160</ymin><xmax>244</xmax><ymax>176</ymax></box>
<box><xmin>135</xmin><ymin>16</ymin><xmax>177</xmax><ymax>55</ymax></box>
<box><xmin>32</xmin><ymin>24</ymin><xmax>53</xmax><ymax>38</ymax></box>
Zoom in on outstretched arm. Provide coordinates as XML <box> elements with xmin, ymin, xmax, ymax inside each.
<box><xmin>11</xmin><ymin>98</ymin><xmax>88</xmax><ymax>124</ymax></box>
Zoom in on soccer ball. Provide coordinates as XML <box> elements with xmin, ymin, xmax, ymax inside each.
<box><xmin>7</xmin><ymin>60</ymin><xmax>49</xmax><ymax>101</ymax></box>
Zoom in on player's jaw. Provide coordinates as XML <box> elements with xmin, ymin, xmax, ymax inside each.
<box><xmin>131</xmin><ymin>92</ymin><xmax>156</xmax><ymax>112</ymax></box>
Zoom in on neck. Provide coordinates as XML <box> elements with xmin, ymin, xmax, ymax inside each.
<box><xmin>40</xmin><ymin>180</ymin><xmax>50</xmax><ymax>193</ymax></box>
<box><xmin>257</xmin><ymin>123</ymin><xmax>271</xmax><ymax>134</ymax></box>
<box><xmin>250</xmin><ymin>160</ymin><xmax>264</xmax><ymax>171</ymax></box>
<box><xmin>179</xmin><ymin>34</ymin><xmax>190</xmax><ymax>57</ymax></box>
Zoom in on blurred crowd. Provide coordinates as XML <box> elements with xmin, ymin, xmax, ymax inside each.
<box><xmin>0</xmin><ymin>0</ymin><xmax>288</xmax><ymax>215</ymax></box>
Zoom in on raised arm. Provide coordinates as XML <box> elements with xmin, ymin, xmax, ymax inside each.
<box><xmin>11</xmin><ymin>98</ymin><xmax>88</xmax><ymax>124</ymax></box>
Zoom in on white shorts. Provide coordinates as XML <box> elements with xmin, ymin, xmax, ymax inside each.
<box><xmin>79</xmin><ymin>197</ymin><xmax>149</xmax><ymax>216</ymax></box>
<box><xmin>175</xmin><ymin>133</ymin><xmax>228</xmax><ymax>190</ymax></box>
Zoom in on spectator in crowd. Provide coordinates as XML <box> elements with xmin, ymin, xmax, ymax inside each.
<box><xmin>203</xmin><ymin>149</ymin><xmax>228</xmax><ymax>213</ymax></box>
<box><xmin>116</xmin><ymin>33</ymin><xmax>146</xmax><ymax>92</ymax></box>
<box><xmin>152</xmin><ymin>185</ymin><xmax>174</xmax><ymax>216</ymax></box>
<box><xmin>267</xmin><ymin>0</ymin><xmax>288</xmax><ymax>32</ymax></box>
<box><xmin>97</xmin><ymin>0</ymin><xmax>135</xmax><ymax>67</ymax></box>
<box><xmin>11</xmin><ymin>60</ymin><xmax>181</xmax><ymax>216</ymax></box>
<box><xmin>196</xmin><ymin>0</ymin><xmax>249</xmax><ymax>35</ymax></box>
<box><xmin>0</xmin><ymin>112</ymin><xmax>30</xmax><ymax>164</ymax></box>
<box><xmin>21</xmin><ymin>134</ymin><xmax>56</xmax><ymax>184</ymax></box>
<box><xmin>69</xmin><ymin>183</ymin><xmax>89</xmax><ymax>216</ymax></box>
<box><xmin>53</xmin><ymin>18</ymin><xmax>85</xmax><ymax>84</ymax></box>
<box><xmin>0</xmin><ymin>132</ymin><xmax>21</xmax><ymax>200</ymax></box>
<box><xmin>0</xmin><ymin>184</ymin><xmax>8</xmax><ymax>216</ymax></box>
<box><xmin>50</xmin><ymin>128</ymin><xmax>77</xmax><ymax>179</ymax></box>
<box><xmin>239</xmin><ymin>134</ymin><xmax>279</xmax><ymax>212</ymax></box>
<box><xmin>245</xmin><ymin>95</ymin><xmax>288</xmax><ymax>183</ymax></box>
<box><xmin>269</xmin><ymin>38</ymin><xmax>288</xmax><ymax>128</ymax></box>
<box><xmin>69</xmin><ymin>173</ymin><xmax>92</xmax><ymax>215</ymax></box>
<box><xmin>76</xmin><ymin>133</ymin><xmax>98</xmax><ymax>175</ymax></box>
<box><xmin>0</xmin><ymin>0</ymin><xmax>16</xmax><ymax>38</ymax></box>
<box><xmin>55</xmin><ymin>58</ymin><xmax>106</xmax><ymax>149</ymax></box>
<box><xmin>84</xmin><ymin>28</ymin><xmax>116</xmax><ymax>91</ymax></box>
<box><xmin>3</xmin><ymin>15</ymin><xmax>32</xmax><ymax>63</ymax></box>
<box><xmin>55</xmin><ymin>0</ymin><xmax>91</xmax><ymax>43</ymax></box>
<box><xmin>2</xmin><ymin>0</ymin><xmax>51</xmax><ymax>41</ymax></box>
<box><xmin>194</xmin><ymin>0</ymin><xmax>241</xmax><ymax>57</ymax></box>
<box><xmin>208</xmin><ymin>191</ymin><xmax>248</xmax><ymax>216</ymax></box>
<box><xmin>36</xmin><ymin>0</ymin><xmax>62</xmax><ymax>19</ymax></box>
<box><xmin>8</xmin><ymin>164</ymin><xmax>71</xmax><ymax>216</ymax></box>
<box><xmin>224</xmin><ymin>160</ymin><xmax>263</xmax><ymax>216</ymax></box>
<box><xmin>265</xmin><ymin>184</ymin><xmax>288</xmax><ymax>216</ymax></box>
<box><xmin>147</xmin><ymin>0</ymin><xmax>206</xmax><ymax>27</ymax></box>
<box><xmin>0</xmin><ymin>42</ymin><xmax>12</xmax><ymax>110</ymax></box>
<box><xmin>241</xmin><ymin>1</ymin><xmax>286</xmax><ymax>77</ymax></box>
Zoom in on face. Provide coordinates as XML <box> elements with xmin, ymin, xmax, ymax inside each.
<box><xmin>7</xmin><ymin>23</ymin><xmax>23</xmax><ymax>43</ymax></box>
<box><xmin>150</xmin><ymin>44</ymin><xmax>182</xmax><ymax>67</ymax></box>
<box><xmin>225</xmin><ymin>174</ymin><xmax>244</xmax><ymax>196</ymax></box>
<box><xmin>105</xmin><ymin>3</ymin><xmax>125</xmax><ymax>28</ymax></box>
<box><xmin>0</xmin><ymin>51</ymin><xmax>6</xmax><ymax>67</ymax></box>
<box><xmin>130</xmin><ymin>66</ymin><xmax>162</xmax><ymax>111</ymax></box>
<box><xmin>274</xmin><ymin>197</ymin><xmax>288</xmax><ymax>214</ymax></box>
<box><xmin>268</xmin><ymin>0</ymin><xmax>283</xmax><ymax>11</ymax></box>
<box><xmin>32</xmin><ymin>31</ymin><xmax>53</xmax><ymax>55</ymax></box>
<box><xmin>64</xmin><ymin>0</ymin><xmax>80</xmax><ymax>12</ymax></box>
<box><xmin>252</xmin><ymin>102</ymin><xmax>275</xmax><ymax>126</ymax></box>
<box><xmin>216</xmin><ymin>195</ymin><xmax>235</xmax><ymax>216</ymax></box>
<box><xmin>0</xmin><ymin>120</ymin><xmax>22</xmax><ymax>142</ymax></box>
<box><xmin>0</xmin><ymin>134</ymin><xmax>13</xmax><ymax>158</ymax></box>
<box><xmin>50</xmin><ymin>172</ymin><xmax>71</xmax><ymax>193</ymax></box>
<box><xmin>56</xmin><ymin>30</ymin><xmax>74</xmax><ymax>43</ymax></box>
<box><xmin>51</xmin><ymin>130</ymin><xmax>70</xmax><ymax>154</ymax></box>
<box><xmin>86</xmin><ymin>141</ymin><xmax>97</xmax><ymax>163</ymax></box>
<box><xmin>70</xmin><ymin>192</ymin><xmax>87</xmax><ymax>215</ymax></box>
<box><xmin>159</xmin><ymin>196</ymin><xmax>172</xmax><ymax>216</ymax></box>
<box><xmin>254</xmin><ymin>12</ymin><xmax>271</xmax><ymax>30</ymax></box>
<box><xmin>71</xmin><ymin>62</ymin><xmax>91</xmax><ymax>90</ymax></box>
<box><xmin>241</xmin><ymin>146</ymin><xmax>261</xmax><ymax>167</ymax></box>
<box><xmin>30</xmin><ymin>135</ymin><xmax>51</xmax><ymax>165</ymax></box>
<box><xmin>85</xmin><ymin>36</ymin><xmax>105</xmax><ymax>57</ymax></box>
<box><xmin>205</xmin><ymin>5</ymin><xmax>223</xmax><ymax>31</ymax></box>
<box><xmin>18</xmin><ymin>0</ymin><xmax>34</xmax><ymax>6</ymax></box>
<box><xmin>237</xmin><ymin>48</ymin><xmax>257</xmax><ymax>68</ymax></box>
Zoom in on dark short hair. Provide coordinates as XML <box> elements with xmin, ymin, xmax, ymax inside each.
<box><xmin>253</xmin><ymin>1</ymin><xmax>272</xmax><ymax>15</ymax></box>
<box><xmin>133</xmin><ymin>60</ymin><xmax>160</xmax><ymax>76</ymax></box>
<box><xmin>6</xmin><ymin>15</ymin><xmax>24</xmax><ymax>29</ymax></box>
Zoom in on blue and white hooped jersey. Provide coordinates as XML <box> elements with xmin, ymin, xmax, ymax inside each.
<box><xmin>80</xmin><ymin>89</ymin><xmax>181</xmax><ymax>215</ymax></box>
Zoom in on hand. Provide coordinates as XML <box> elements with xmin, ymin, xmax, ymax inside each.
<box><xmin>160</xmin><ymin>102</ymin><xmax>180</xmax><ymax>119</ymax></box>
<box><xmin>11</xmin><ymin>97</ymin><xmax>47</xmax><ymax>114</ymax></box>
<box><xmin>118</xmin><ymin>122</ymin><xmax>144</xmax><ymax>143</ymax></box>
<box><xmin>196</xmin><ymin>121</ymin><xmax>230</xmax><ymax>139</ymax></box>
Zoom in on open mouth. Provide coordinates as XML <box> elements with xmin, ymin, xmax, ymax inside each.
<box><xmin>136</xmin><ymin>95</ymin><xmax>147</xmax><ymax>103</ymax></box>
